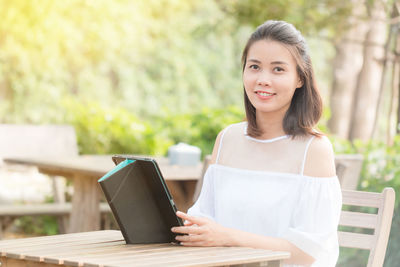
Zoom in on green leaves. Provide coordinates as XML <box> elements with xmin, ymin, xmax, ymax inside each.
<box><xmin>157</xmin><ymin>106</ymin><xmax>244</xmax><ymax>157</ymax></box>
<box><xmin>0</xmin><ymin>0</ymin><xmax>246</xmax><ymax>123</ymax></box>
<box><xmin>62</xmin><ymin>98</ymin><xmax>243</xmax><ymax>157</ymax></box>
<box><xmin>62</xmin><ymin>98</ymin><xmax>171</xmax><ymax>155</ymax></box>
<box><xmin>217</xmin><ymin>0</ymin><xmax>354</xmax><ymax>37</ymax></box>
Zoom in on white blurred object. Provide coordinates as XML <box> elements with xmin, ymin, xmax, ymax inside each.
<box><xmin>0</xmin><ymin>165</ymin><xmax>53</xmax><ymax>204</ymax></box>
<box><xmin>168</xmin><ymin>142</ymin><xmax>201</xmax><ymax>166</ymax></box>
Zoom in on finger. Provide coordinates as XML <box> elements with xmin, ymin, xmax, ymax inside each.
<box><xmin>175</xmin><ymin>234</ymin><xmax>203</xmax><ymax>242</ymax></box>
<box><xmin>171</xmin><ymin>226</ymin><xmax>203</xmax><ymax>235</ymax></box>
<box><xmin>184</xmin><ymin>220</ymin><xmax>194</xmax><ymax>226</ymax></box>
<box><xmin>176</xmin><ymin>211</ymin><xmax>206</xmax><ymax>225</ymax></box>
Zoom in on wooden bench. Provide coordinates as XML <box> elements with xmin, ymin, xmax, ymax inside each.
<box><xmin>0</xmin><ymin>124</ymin><xmax>113</xmax><ymax>237</ymax></box>
<box><xmin>0</xmin><ymin>203</ymin><xmax>110</xmax><ymax>216</ymax></box>
<box><xmin>0</xmin><ymin>203</ymin><xmax>112</xmax><ymax>237</ymax></box>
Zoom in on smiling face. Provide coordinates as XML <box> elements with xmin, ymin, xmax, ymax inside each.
<box><xmin>243</xmin><ymin>40</ymin><xmax>302</xmax><ymax>119</ymax></box>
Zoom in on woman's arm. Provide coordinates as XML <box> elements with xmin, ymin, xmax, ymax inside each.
<box><xmin>227</xmin><ymin>225</ymin><xmax>315</xmax><ymax>265</ymax></box>
<box><xmin>303</xmin><ymin>135</ymin><xmax>336</xmax><ymax>177</ymax></box>
<box><xmin>172</xmin><ymin>211</ymin><xmax>315</xmax><ymax>265</ymax></box>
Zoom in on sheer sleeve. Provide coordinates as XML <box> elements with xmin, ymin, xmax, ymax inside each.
<box><xmin>187</xmin><ymin>165</ymin><xmax>215</xmax><ymax>220</ymax></box>
<box><xmin>283</xmin><ymin>176</ymin><xmax>342</xmax><ymax>266</ymax></box>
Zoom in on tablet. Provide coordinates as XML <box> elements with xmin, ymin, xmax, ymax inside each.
<box><xmin>98</xmin><ymin>155</ymin><xmax>183</xmax><ymax>244</ymax></box>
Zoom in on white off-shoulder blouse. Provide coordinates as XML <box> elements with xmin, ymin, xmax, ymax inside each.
<box><xmin>188</xmin><ymin>122</ymin><xmax>342</xmax><ymax>267</ymax></box>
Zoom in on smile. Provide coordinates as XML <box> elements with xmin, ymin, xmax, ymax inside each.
<box><xmin>255</xmin><ymin>91</ymin><xmax>276</xmax><ymax>96</ymax></box>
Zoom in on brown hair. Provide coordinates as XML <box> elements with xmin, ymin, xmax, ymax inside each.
<box><xmin>242</xmin><ymin>20</ymin><xmax>322</xmax><ymax>138</ymax></box>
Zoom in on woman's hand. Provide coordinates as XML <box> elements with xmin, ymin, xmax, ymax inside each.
<box><xmin>171</xmin><ymin>211</ymin><xmax>232</xmax><ymax>247</ymax></box>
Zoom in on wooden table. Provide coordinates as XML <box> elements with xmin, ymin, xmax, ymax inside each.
<box><xmin>0</xmin><ymin>230</ymin><xmax>290</xmax><ymax>267</ymax></box>
<box><xmin>4</xmin><ymin>156</ymin><xmax>203</xmax><ymax>233</ymax></box>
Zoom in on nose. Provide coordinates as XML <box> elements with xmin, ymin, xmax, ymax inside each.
<box><xmin>257</xmin><ymin>71</ymin><xmax>271</xmax><ymax>86</ymax></box>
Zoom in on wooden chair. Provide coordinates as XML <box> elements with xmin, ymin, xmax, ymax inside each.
<box><xmin>339</xmin><ymin>187</ymin><xmax>395</xmax><ymax>267</ymax></box>
<box><xmin>335</xmin><ymin>154</ymin><xmax>364</xmax><ymax>190</ymax></box>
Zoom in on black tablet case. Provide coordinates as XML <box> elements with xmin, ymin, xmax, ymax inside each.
<box><xmin>98</xmin><ymin>157</ymin><xmax>183</xmax><ymax>244</ymax></box>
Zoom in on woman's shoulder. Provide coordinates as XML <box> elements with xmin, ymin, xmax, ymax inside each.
<box><xmin>223</xmin><ymin>121</ymin><xmax>247</xmax><ymax>133</ymax></box>
<box><xmin>210</xmin><ymin>121</ymin><xmax>246</xmax><ymax>164</ymax></box>
<box><xmin>308</xmin><ymin>134</ymin><xmax>333</xmax><ymax>152</ymax></box>
<box><xmin>216</xmin><ymin>121</ymin><xmax>246</xmax><ymax>141</ymax></box>
<box><xmin>303</xmin><ymin>134</ymin><xmax>336</xmax><ymax>178</ymax></box>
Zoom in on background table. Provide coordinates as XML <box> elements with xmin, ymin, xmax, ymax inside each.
<box><xmin>0</xmin><ymin>230</ymin><xmax>290</xmax><ymax>267</ymax></box>
<box><xmin>4</xmin><ymin>156</ymin><xmax>203</xmax><ymax>233</ymax></box>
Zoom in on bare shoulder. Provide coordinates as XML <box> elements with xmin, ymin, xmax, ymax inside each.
<box><xmin>210</xmin><ymin>122</ymin><xmax>245</xmax><ymax>164</ymax></box>
<box><xmin>303</xmin><ymin>135</ymin><xmax>336</xmax><ymax>178</ymax></box>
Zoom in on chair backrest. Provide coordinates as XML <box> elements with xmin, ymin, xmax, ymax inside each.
<box><xmin>335</xmin><ymin>154</ymin><xmax>364</xmax><ymax>190</ymax></box>
<box><xmin>339</xmin><ymin>187</ymin><xmax>395</xmax><ymax>267</ymax></box>
<box><xmin>0</xmin><ymin>124</ymin><xmax>79</xmax><ymax>159</ymax></box>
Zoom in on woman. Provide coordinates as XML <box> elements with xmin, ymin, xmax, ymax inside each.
<box><xmin>171</xmin><ymin>20</ymin><xmax>342</xmax><ymax>267</ymax></box>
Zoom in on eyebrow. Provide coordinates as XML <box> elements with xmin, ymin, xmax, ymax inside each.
<box><xmin>247</xmin><ymin>59</ymin><xmax>261</xmax><ymax>63</ymax></box>
<box><xmin>271</xmin><ymin>61</ymin><xmax>289</xmax><ymax>65</ymax></box>
<box><xmin>247</xmin><ymin>59</ymin><xmax>289</xmax><ymax>65</ymax></box>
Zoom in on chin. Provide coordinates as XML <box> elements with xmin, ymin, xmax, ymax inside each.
<box><xmin>254</xmin><ymin>105</ymin><xmax>290</xmax><ymax>116</ymax></box>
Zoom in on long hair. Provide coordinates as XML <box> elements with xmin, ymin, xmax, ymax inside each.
<box><xmin>242</xmin><ymin>20</ymin><xmax>322</xmax><ymax>138</ymax></box>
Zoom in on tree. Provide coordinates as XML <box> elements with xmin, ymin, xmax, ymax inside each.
<box><xmin>348</xmin><ymin>0</ymin><xmax>388</xmax><ymax>141</ymax></box>
<box><xmin>217</xmin><ymin>0</ymin><xmax>353</xmax><ymax>36</ymax></box>
<box><xmin>328</xmin><ymin>0</ymin><xmax>371</xmax><ymax>139</ymax></box>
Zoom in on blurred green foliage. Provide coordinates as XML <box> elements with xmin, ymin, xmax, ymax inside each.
<box><xmin>63</xmin><ymin>98</ymin><xmax>244</xmax><ymax>157</ymax></box>
<box><xmin>157</xmin><ymin>106</ymin><xmax>245</xmax><ymax>157</ymax></box>
<box><xmin>63</xmin><ymin>98</ymin><xmax>172</xmax><ymax>155</ymax></box>
<box><xmin>0</xmin><ymin>0</ymin><xmax>246</xmax><ymax>122</ymax></box>
<box><xmin>15</xmin><ymin>215</ymin><xmax>59</xmax><ymax>236</ymax></box>
<box><xmin>217</xmin><ymin>0</ymin><xmax>353</xmax><ymax>37</ymax></box>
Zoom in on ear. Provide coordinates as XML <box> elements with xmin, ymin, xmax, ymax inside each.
<box><xmin>296</xmin><ymin>78</ymin><xmax>303</xmax><ymax>89</ymax></box>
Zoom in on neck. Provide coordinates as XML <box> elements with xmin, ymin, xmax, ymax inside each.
<box><xmin>255</xmin><ymin>110</ymin><xmax>287</xmax><ymax>139</ymax></box>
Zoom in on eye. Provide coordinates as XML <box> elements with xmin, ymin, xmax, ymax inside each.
<box><xmin>249</xmin><ymin>64</ymin><xmax>260</xmax><ymax>70</ymax></box>
<box><xmin>273</xmin><ymin>66</ymin><xmax>284</xmax><ymax>72</ymax></box>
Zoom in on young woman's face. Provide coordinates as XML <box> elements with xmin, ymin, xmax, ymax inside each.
<box><xmin>243</xmin><ymin>40</ymin><xmax>302</xmax><ymax>116</ymax></box>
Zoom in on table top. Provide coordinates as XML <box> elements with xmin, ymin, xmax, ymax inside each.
<box><xmin>4</xmin><ymin>155</ymin><xmax>203</xmax><ymax>181</ymax></box>
<box><xmin>0</xmin><ymin>230</ymin><xmax>290</xmax><ymax>267</ymax></box>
